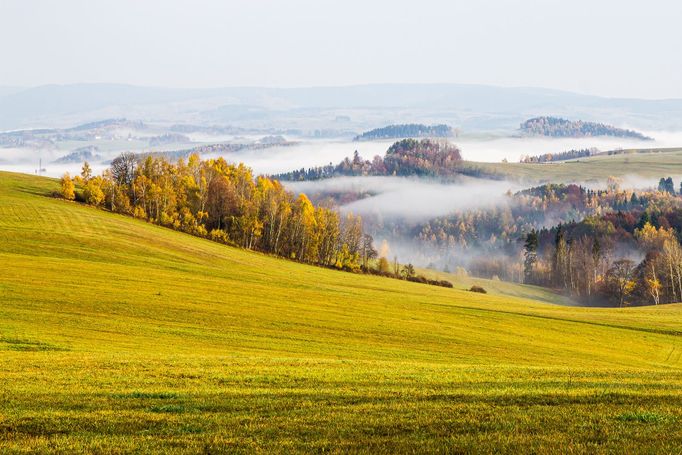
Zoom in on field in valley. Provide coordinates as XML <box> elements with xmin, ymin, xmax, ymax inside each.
<box><xmin>2</xmin><ymin>171</ymin><xmax>682</xmax><ymax>453</ymax></box>
<box><xmin>468</xmin><ymin>147</ymin><xmax>682</xmax><ymax>184</ymax></box>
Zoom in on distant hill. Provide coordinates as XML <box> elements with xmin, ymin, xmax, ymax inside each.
<box><xmin>69</xmin><ymin>118</ymin><xmax>146</xmax><ymax>131</ymax></box>
<box><xmin>520</xmin><ymin>116</ymin><xmax>653</xmax><ymax>140</ymax></box>
<box><xmin>0</xmin><ymin>117</ymin><xmax>146</xmax><ymax>148</ymax></box>
<box><xmin>4</xmin><ymin>83</ymin><xmax>682</xmax><ymax>131</ymax></box>
<box><xmin>353</xmin><ymin>124</ymin><xmax>454</xmax><ymax>141</ymax></box>
<box><xmin>274</xmin><ymin>138</ymin><xmax>463</xmax><ymax>181</ymax></box>
<box><xmin>147</xmin><ymin>133</ymin><xmax>191</xmax><ymax>146</ymax></box>
<box><xmin>52</xmin><ymin>146</ymin><xmax>102</xmax><ymax>164</ymax></box>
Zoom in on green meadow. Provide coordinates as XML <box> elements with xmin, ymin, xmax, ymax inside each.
<box><xmin>466</xmin><ymin>147</ymin><xmax>682</xmax><ymax>183</ymax></box>
<box><xmin>2</xmin><ymin>171</ymin><xmax>682</xmax><ymax>453</ymax></box>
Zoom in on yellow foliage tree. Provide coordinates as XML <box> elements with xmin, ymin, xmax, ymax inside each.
<box><xmin>635</xmin><ymin>222</ymin><xmax>674</xmax><ymax>252</ymax></box>
<box><xmin>83</xmin><ymin>178</ymin><xmax>105</xmax><ymax>206</ymax></box>
<box><xmin>60</xmin><ymin>173</ymin><xmax>75</xmax><ymax>200</ymax></box>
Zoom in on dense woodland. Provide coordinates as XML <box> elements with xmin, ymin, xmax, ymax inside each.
<box><xmin>274</xmin><ymin>139</ymin><xmax>463</xmax><ymax>181</ymax></box>
<box><xmin>520</xmin><ymin>117</ymin><xmax>652</xmax><ymax>140</ymax></box>
<box><xmin>353</xmin><ymin>124</ymin><xmax>454</xmax><ymax>141</ymax></box>
<box><xmin>358</xmin><ymin>179</ymin><xmax>678</xmax><ymax>284</ymax></box>
<box><xmin>523</xmin><ymin>204</ymin><xmax>682</xmax><ymax>306</ymax></box>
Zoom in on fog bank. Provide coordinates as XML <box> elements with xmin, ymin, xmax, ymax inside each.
<box><xmin>285</xmin><ymin>176</ymin><xmax>518</xmax><ymax>221</ymax></box>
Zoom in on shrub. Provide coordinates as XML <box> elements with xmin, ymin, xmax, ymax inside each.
<box><xmin>209</xmin><ymin>229</ymin><xmax>229</xmax><ymax>244</ymax></box>
<box><xmin>469</xmin><ymin>285</ymin><xmax>487</xmax><ymax>294</ymax></box>
<box><xmin>133</xmin><ymin>206</ymin><xmax>147</xmax><ymax>220</ymax></box>
<box><xmin>377</xmin><ymin>257</ymin><xmax>391</xmax><ymax>274</ymax></box>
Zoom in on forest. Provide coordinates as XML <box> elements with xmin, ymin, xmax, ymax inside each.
<box><xmin>274</xmin><ymin>138</ymin><xmax>463</xmax><ymax>181</ymax></box>
<box><xmin>520</xmin><ymin>116</ymin><xmax>652</xmax><ymax>140</ymax></box>
<box><xmin>59</xmin><ymin>153</ymin><xmax>368</xmax><ymax>272</ymax></box>
<box><xmin>523</xmin><ymin>193</ymin><xmax>682</xmax><ymax>306</ymax></box>
<box><xmin>408</xmin><ymin>178</ymin><xmax>682</xmax><ymax>306</ymax></box>
<box><xmin>58</xmin><ymin>153</ymin><xmax>452</xmax><ymax>288</ymax></box>
<box><xmin>353</xmin><ymin>123</ymin><xmax>454</xmax><ymax>141</ymax></box>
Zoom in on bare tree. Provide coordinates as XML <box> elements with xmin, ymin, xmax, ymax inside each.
<box><xmin>606</xmin><ymin>259</ymin><xmax>636</xmax><ymax>307</ymax></box>
<box><xmin>111</xmin><ymin>152</ymin><xmax>138</xmax><ymax>186</ymax></box>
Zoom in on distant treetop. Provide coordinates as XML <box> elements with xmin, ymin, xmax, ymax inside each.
<box><xmin>520</xmin><ymin>116</ymin><xmax>652</xmax><ymax>140</ymax></box>
<box><xmin>353</xmin><ymin>124</ymin><xmax>454</xmax><ymax>141</ymax></box>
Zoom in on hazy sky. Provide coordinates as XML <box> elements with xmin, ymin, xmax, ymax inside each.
<box><xmin>1</xmin><ymin>0</ymin><xmax>681</xmax><ymax>99</ymax></box>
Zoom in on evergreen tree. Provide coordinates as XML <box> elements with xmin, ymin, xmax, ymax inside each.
<box><xmin>524</xmin><ymin>229</ymin><xmax>539</xmax><ymax>284</ymax></box>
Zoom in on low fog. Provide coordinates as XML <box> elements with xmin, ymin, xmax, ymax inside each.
<box><xmin>204</xmin><ymin>139</ymin><xmax>389</xmax><ymax>175</ymax></box>
<box><xmin>4</xmin><ymin>126</ymin><xmax>682</xmax><ymax>272</ymax></box>
<box><xmin>285</xmin><ymin>176</ymin><xmax>518</xmax><ymax>221</ymax></box>
<box><xmin>5</xmin><ymin>130</ymin><xmax>682</xmax><ymax>179</ymax></box>
<box><xmin>456</xmin><ymin>130</ymin><xmax>682</xmax><ymax>162</ymax></box>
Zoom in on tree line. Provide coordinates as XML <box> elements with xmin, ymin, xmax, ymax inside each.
<box><xmin>59</xmin><ymin>152</ymin><xmax>454</xmax><ymax>288</ymax></box>
<box><xmin>60</xmin><ymin>153</ymin><xmax>368</xmax><ymax>271</ymax></box>
<box><xmin>520</xmin><ymin>148</ymin><xmax>596</xmax><ymax>163</ymax></box>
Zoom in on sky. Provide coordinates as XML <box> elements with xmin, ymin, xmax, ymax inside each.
<box><xmin>1</xmin><ymin>0</ymin><xmax>681</xmax><ymax>99</ymax></box>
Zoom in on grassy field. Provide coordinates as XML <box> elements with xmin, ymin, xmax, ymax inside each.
<box><xmin>2</xmin><ymin>171</ymin><xmax>682</xmax><ymax>453</ymax></box>
<box><xmin>466</xmin><ymin>147</ymin><xmax>682</xmax><ymax>183</ymax></box>
<box><xmin>419</xmin><ymin>268</ymin><xmax>579</xmax><ymax>306</ymax></box>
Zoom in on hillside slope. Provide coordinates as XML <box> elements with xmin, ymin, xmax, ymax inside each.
<box><xmin>2</xmin><ymin>171</ymin><xmax>682</xmax><ymax>452</ymax></box>
<box><xmin>466</xmin><ymin>147</ymin><xmax>682</xmax><ymax>183</ymax></box>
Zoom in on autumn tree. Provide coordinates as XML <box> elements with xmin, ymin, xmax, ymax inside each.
<box><xmin>81</xmin><ymin>161</ymin><xmax>92</xmax><ymax>181</ymax></box>
<box><xmin>66</xmin><ymin>153</ymin><xmax>378</xmax><ymax>277</ymax></box>
<box><xmin>401</xmin><ymin>263</ymin><xmax>416</xmax><ymax>279</ymax></box>
<box><xmin>60</xmin><ymin>173</ymin><xmax>75</xmax><ymax>200</ymax></box>
<box><xmin>83</xmin><ymin>177</ymin><xmax>105</xmax><ymax>206</ymax></box>
<box><xmin>361</xmin><ymin>233</ymin><xmax>378</xmax><ymax>270</ymax></box>
<box><xmin>377</xmin><ymin>257</ymin><xmax>391</xmax><ymax>274</ymax></box>
<box><xmin>605</xmin><ymin>259</ymin><xmax>636</xmax><ymax>307</ymax></box>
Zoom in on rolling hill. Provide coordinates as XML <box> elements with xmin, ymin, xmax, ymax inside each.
<box><xmin>465</xmin><ymin>147</ymin><xmax>682</xmax><ymax>184</ymax></box>
<box><xmin>2</xmin><ymin>171</ymin><xmax>682</xmax><ymax>452</ymax></box>
<box><xmin>520</xmin><ymin>117</ymin><xmax>652</xmax><ymax>140</ymax></box>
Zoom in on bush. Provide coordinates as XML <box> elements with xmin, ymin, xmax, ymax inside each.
<box><xmin>209</xmin><ymin>229</ymin><xmax>229</xmax><ymax>244</ymax></box>
<box><xmin>133</xmin><ymin>206</ymin><xmax>147</xmax><ymax>220</ymax></box>
<box><xmin>405</xmin><ymin>275</ymin><xmax>453</xmax><ymax>288</ymax></box>
<box><xmin>377</xmin><ymin>257</ymin><xmax>391</xmax><ymax>274</ymax></box>
<box><xmin>469</xmin><ymin>285</ymin><xmax>487</xmax><ymax>294</ymax></box>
